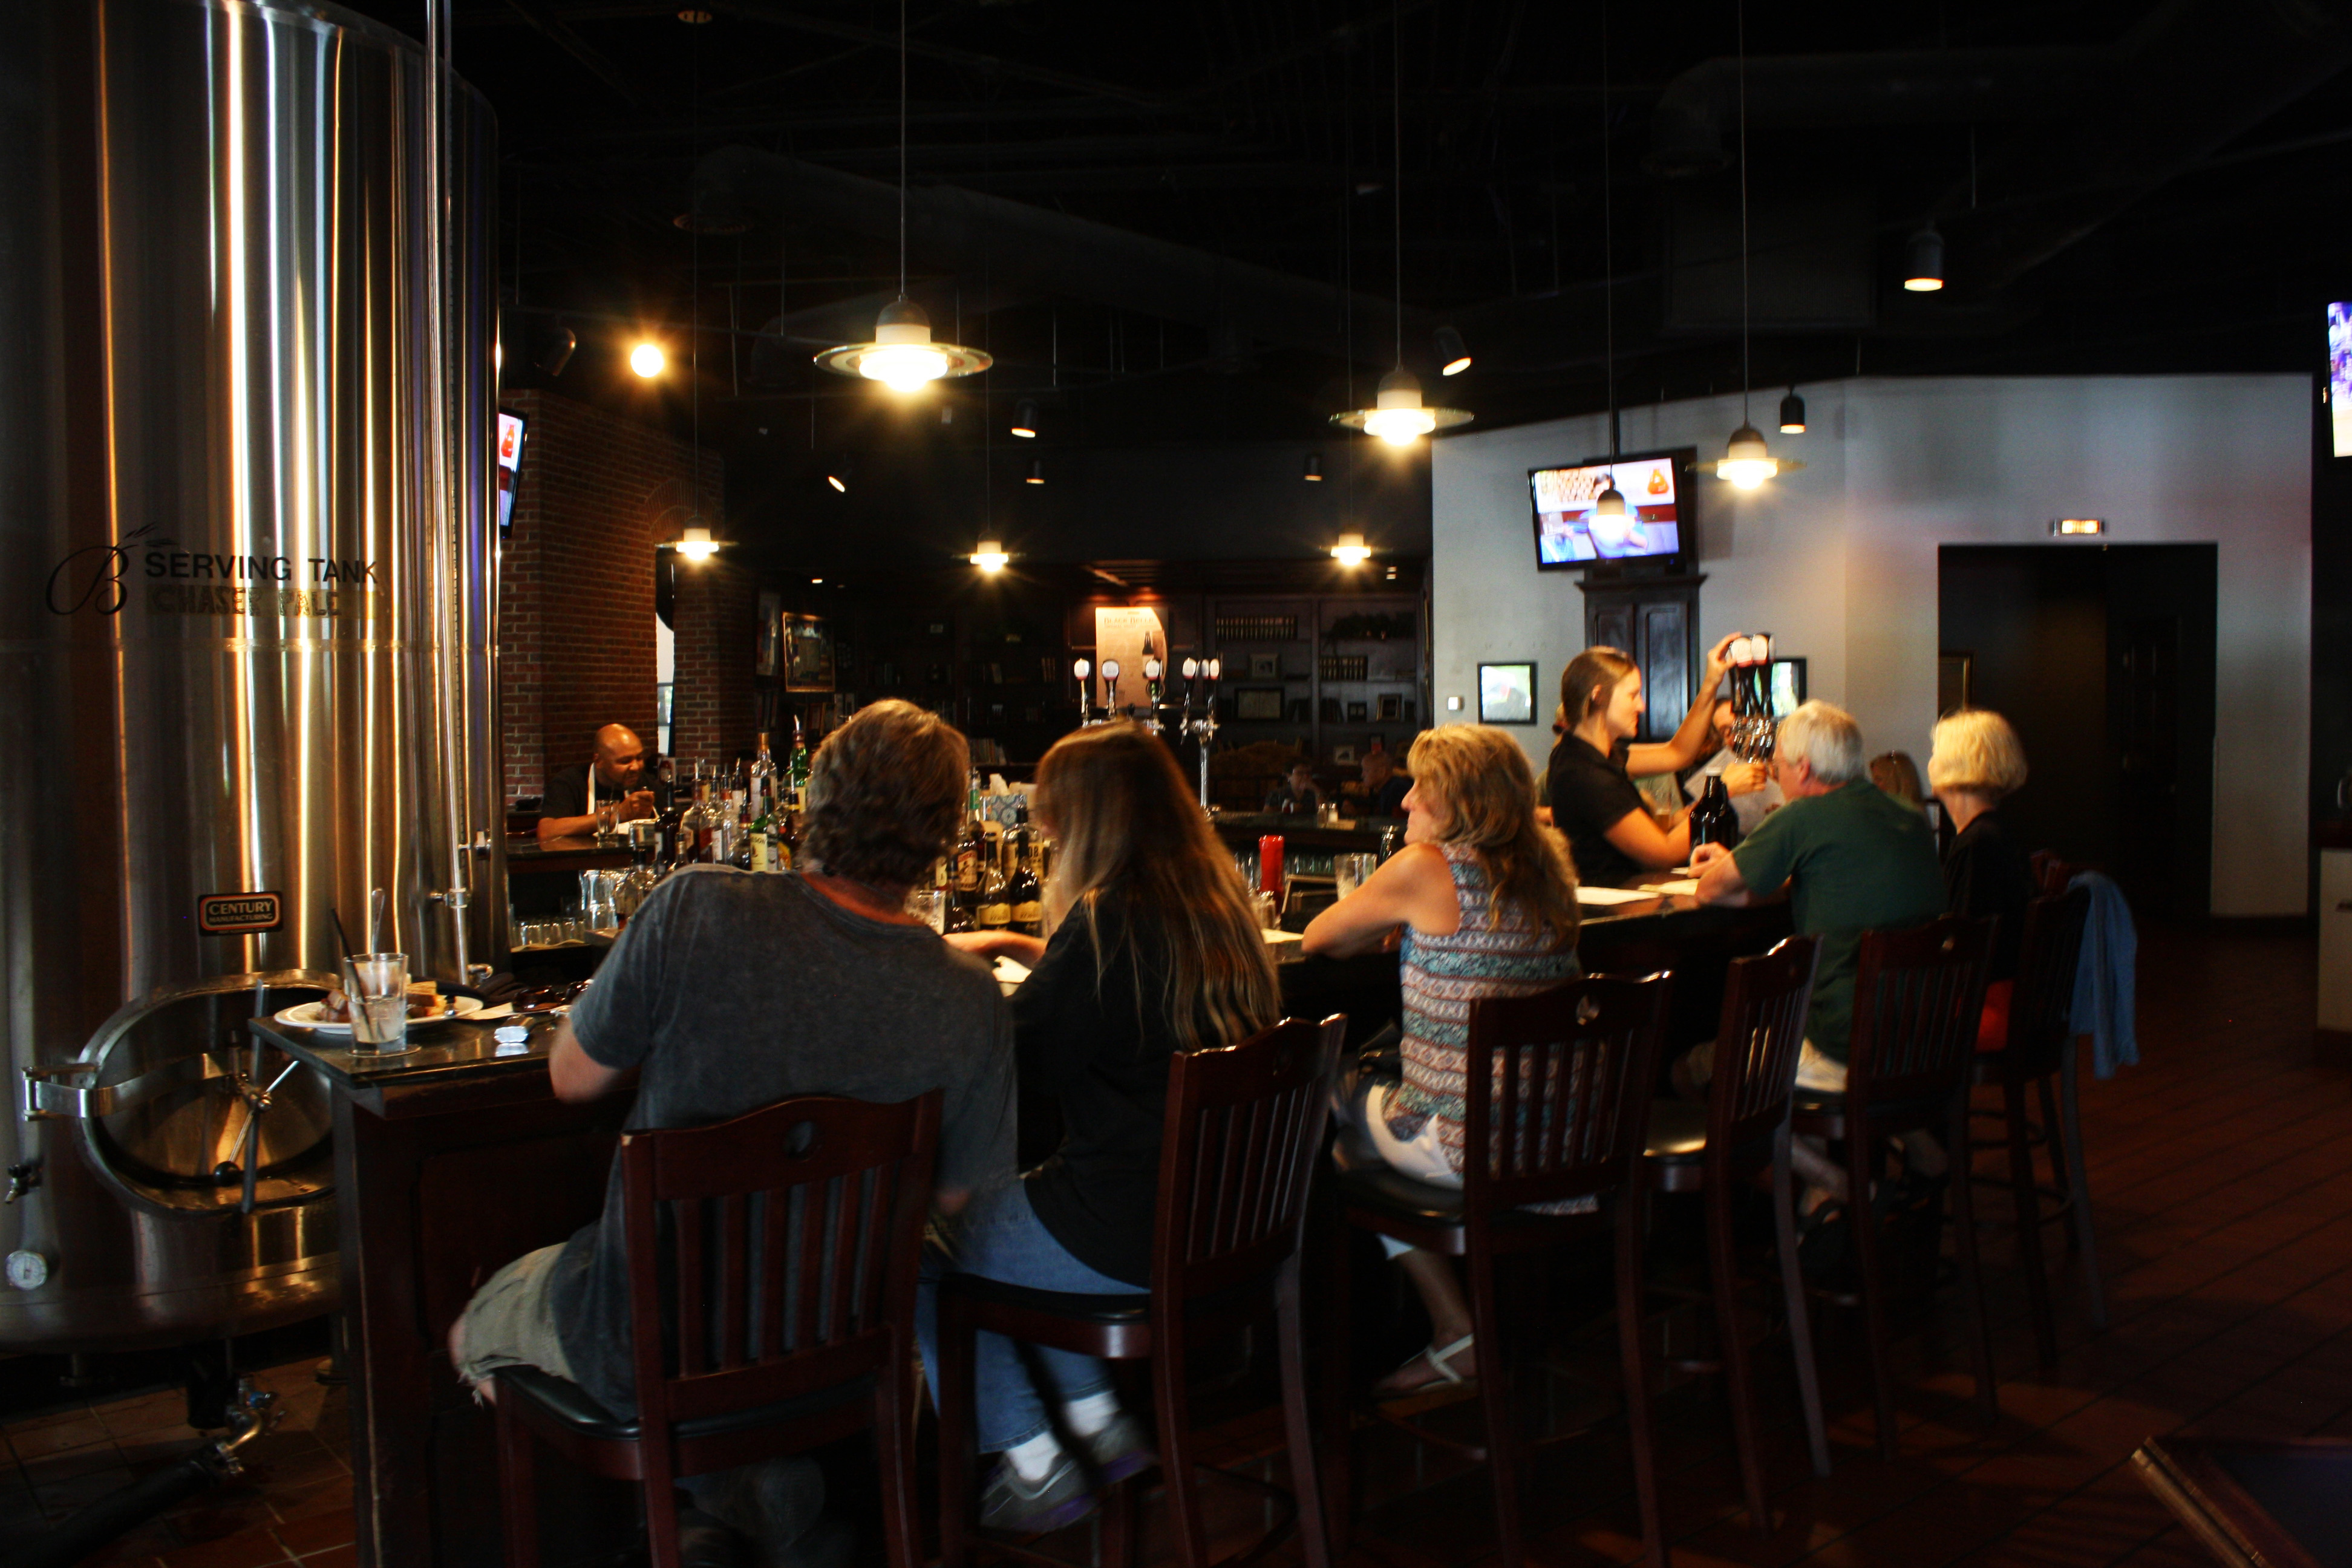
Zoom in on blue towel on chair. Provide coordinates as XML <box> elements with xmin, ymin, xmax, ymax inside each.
<box><xmin>2068</xmin><ymin>872</ymin><xmax>2138</xmax><ymax>1079</ymax></box>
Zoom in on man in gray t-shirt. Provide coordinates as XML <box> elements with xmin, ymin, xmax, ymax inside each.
<box><xmin>449</xmin><ymin>700</ymin><xmax>1011</xmax><ymax>1566</ymax></box>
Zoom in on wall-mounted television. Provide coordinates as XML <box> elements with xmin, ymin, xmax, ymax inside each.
<box><xmin>1529</xmin><ymin>446</ymin><xmax>1696</xmax><ymax>571</ymax></box>
<box><xmin>2330</xmin><ymin>303</ymin><xmax>2352</xmax><ymax>458</ymax></box>
<box><xmin>495</xmin><ymin>411</ymin><xmax>526</xmax><ymax>537</ymax></box>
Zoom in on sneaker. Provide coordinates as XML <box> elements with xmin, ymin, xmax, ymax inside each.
<box><xmin>979</xmin><ymin>1452</ymin><xmax>1097</xmax><ymax>1534</ymax></box>
<box><xmin>1077</xmin><ymin>1412</ymin><xmax>1156</xmax><ymax>1485</ymax></box>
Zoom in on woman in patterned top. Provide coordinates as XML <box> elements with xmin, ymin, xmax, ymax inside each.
<box><xmin>1303</xmin><ymin>725</ymin><xmax>1582</xmax><ymax>1397</ymax></box>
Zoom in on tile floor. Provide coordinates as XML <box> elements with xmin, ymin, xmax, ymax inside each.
<box><xmin>7</xmin><ymin>918</ymin><xmax>2341</xmax><ymax>1567</ymax></box>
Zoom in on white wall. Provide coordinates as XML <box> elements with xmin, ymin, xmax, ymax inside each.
<box><xmin>1431</xmin><ymin>375</ymin><xmax>2311</xmax><ymax>916</ymax></box>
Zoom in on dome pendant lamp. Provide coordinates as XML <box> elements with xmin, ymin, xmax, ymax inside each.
<box><xmin>1333</xmin><ymin>2</ymin><xmax>1468</xmax><ymax>445</ymax></box>
<box><xmin>817</xmin><ymin>0</ymin><xmax>988</xmax><ymax>392</ymax></box>
<box><xmin>1710</xmin><ymin>0</ymin><xmax>1800</xmax><ymax>492</ymax></box>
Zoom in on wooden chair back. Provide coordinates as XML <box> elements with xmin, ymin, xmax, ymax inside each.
<box><xmin>2029</xmin><ymin>851</ymin><xmax>2094</xmax><ymax>899</ymax></box>
<box><xmin>1846</xmin><ymin>916</ymin><xmax>1994</xmax><ymax>1113</ymax></box>
<box><xmin>1706</xmin><ymin>936</ymin><xmax>1822</xmax><ymax>1158</ymax></box>
<box><xmin>1151</xmin><ymin>1015</ymin><xmax>1348</xmax><ymax>1304</ymax></box>
<box><xmin>619</xmin><ymin>1091</ymin><xmax>941</xmax><ymax>1436</ymax></box>
<box><xmin>2000</xmin><ymin>887</ymin><xmax>2091</xmax><ymax>1078</ymax></box>
<box><xmin>1461</xmin><ymin>974</ymin><xmax>1671</xmax><ymax>1218</ymax></box>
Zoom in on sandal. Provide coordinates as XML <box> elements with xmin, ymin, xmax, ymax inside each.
<box><xmin>1374</xmin><ymin>1333</ymin><xmax>1475</xmax><ymax>1400</ymax></box>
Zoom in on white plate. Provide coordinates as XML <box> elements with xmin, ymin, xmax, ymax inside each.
<box><xmin>274</xmin><ymin>995</ymin><xmax>485</xmax><ymax>1034</ymax></box>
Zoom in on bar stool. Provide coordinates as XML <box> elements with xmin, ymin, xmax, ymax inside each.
<box><xmin>935</xmin><ymin>1015</ymin><xmax>1347</xmax><ymax>1568</ymax></box>
<box><xmin>1641</xmin><ymin>936</ymin><xmax>1830</xmax><ymax>1531</ymax></box>
<box><xmin>1791</xmin><ymin>915</ymin><xmax>1998</xmax><ymax>1459</ymax></box>
<box><xmin>1328</xmin><ymin>973</ymin><xmax>1674</xmax><ymax>1568</ymax></box>
<box><xmin>490</xmin><ymin>1091</ymin><xmax>941</xmax><ymax>1568</ymax></box>
<box><xmin>1970</xmin><ymin>886</ymin><xmax>2100</xmax><ymax>1364</ymax></box>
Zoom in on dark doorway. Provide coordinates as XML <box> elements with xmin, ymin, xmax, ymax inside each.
<box><xmin>1938</xmin><ymin>545</ymin><xmax>2217</xmax><ymax>918</ymax></box>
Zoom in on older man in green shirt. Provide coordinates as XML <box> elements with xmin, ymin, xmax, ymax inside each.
<box><xmin>1690</xmin><ymin>699</ymin><xmax>1947</xmax><ymax>1204</ymax></box>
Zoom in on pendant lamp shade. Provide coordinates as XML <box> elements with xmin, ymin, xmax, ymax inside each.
<box><xmin>1904</xmin><ymin>227</ymin><xmax>1946</xmax><ymax>292</ymax></box>
<box><xmin>1434</xmin><ymin>325</ymin><xmax>1472</xmax><ymax>376</ymax></box>
<box><xmin>1778</xmin><ymin>388</ymin><xmax>1807</xmax><ymax>434</ymax></box>
<box><xmin>1333</xmin><ymin>368</ymin><xmax>1471</xmax><ymax>446</ymax></box>
<box><xmin>1330</xmin><ymin>531</ymin><xmax>1373</xmax><ymax>566</ymax></box>
<box><xmin>816</xmin><ymin>298</ymin><xmax>989</xmax><ymax>392</ymax></box>
<box><xmin>1010</xmin><ymin>399</ymin><xmax>1038</xmax><ymax>438</ymax></box>
<box><xmin>970</xmin><ymin>540</ymin><xmax>1009</xmax><ymax>572</ymax></box>
<box><xmin>1714</xmin><ymin>422</ymin><xmax>1805</xmax><ymax>489</ymax></box>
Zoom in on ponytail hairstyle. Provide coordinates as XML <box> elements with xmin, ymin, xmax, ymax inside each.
<box><xmin>1033</xmin><ymin>723</ymin><xmax>1279</xmax><ymax>1056</ymax></box>
<box><xmin>1404</xmin><ymin>725</ymin><xmax>1581</xmax><ymax>950</ymax></box>
<box><xmin>1558</xmin><ymin>647</ymin><xmax>1639</xmax><ymax>736</ymax></box>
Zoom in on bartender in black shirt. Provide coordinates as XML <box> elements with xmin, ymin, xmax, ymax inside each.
<box><xmin>537</xmin><ymin>723</ymin><xmax>658</xmax><ymax>842</ymax></box>
<box><xmin>1546</xmin><ymin>636</ymin><xmax>1740</xmax><ymax>887</ymax></box>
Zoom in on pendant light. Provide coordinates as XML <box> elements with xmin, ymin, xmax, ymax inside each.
<box><xmin>1594</xmin><ymin>0</ymin><xmax>1625</xmax><ymax>524</ymax></box>
<box><xmin>1903</xmin><ymin>226</ymin><xmax>1946</xmax><ymax>292</ymax></box>
<box><xmin>817</xmin><ymin>0</ymin><xmax>989</xmax><ymax>392</ymax></box>
<box><xmin>1779</xmin><ymin>387</ymin><xmax>1807</xmax><ymax>434</ymax></box>
<box><xmin>1330</xmin><ymin>531</ymin><xmax>1373</xmax><ymax>566</ymax></box>
<box><xmin>1711</xmin><ymin>0</ymin><xmax>1801</xmax><ymax>492</ymax></box>
<box><xmin>969</xmin><ymin>540</ymin><xmax>1009</xmax><ymax>573</ymax></box>
<box><xmin>1010</xmin><ymin>399</ymin><xmax>1038</xmax><ymax>438</ymax></box>
<box><xmin>1332</xmin><ymin>2</ymin><xmax>1468</xmax><ymax>445</ymax></box>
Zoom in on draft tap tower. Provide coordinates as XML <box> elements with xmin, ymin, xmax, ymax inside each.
<box><xmin>1725</xmin><ymin>633</ymin><xmax>1777</xmax><ymax>762</ymax></box>
<box><xmin>1179</xmin><ymin>657</ymin><xmax>1223</xmax><ymax>811</ymax></box>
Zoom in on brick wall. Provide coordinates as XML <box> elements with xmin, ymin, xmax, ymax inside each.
<box><xmin>671</xmin><ymin>554</ymin><xmax>761</xmax><ymax>769</ymax></box>
<box><xmin>498</xmin><ymin>390</ymin><xmax>724</xmax><ymax>803</ymax></box>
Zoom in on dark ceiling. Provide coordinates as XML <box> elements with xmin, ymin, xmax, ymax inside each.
<box><xmin>350</xmin><ymin>0</ymin><xmax>2352</xmax><ymax>502</ymax></box>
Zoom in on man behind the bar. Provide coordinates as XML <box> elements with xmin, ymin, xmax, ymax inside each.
<box><xmin>1358</xmin><ymin>746</ymin><xmax>1411</xmax><ymax>817</ymax></box>
<box><xmin>451</xmin><ymin>699</ymin><xmax>1016</xmax><ymax>1567</ymax></box>
<box><xmin>537</xmin><ymin>722</ymin><xmax>658</xmax><ymax>842</ymax></box>
<box><xmin>1689</xmin><ymin>699</ymin><xmax>1946</xmax><ymax>1214</ymax></box>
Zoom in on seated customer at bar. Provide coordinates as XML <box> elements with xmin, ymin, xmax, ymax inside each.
<box><xmin>1359</xmin><ymin>746</ymin><xmax>1412</xmax><ymax>817</ymax></box>
<box><xmin>935</xmin><ymin>722</ymin><xmax>1279</xmax><ymax>1531</ymax></box>
<box><xmin>1870</xmin><ymin>750</ymin><xmax>1927</xmax><ymax>814</ymax></box>
<box><xmin>1304</xmin><ymin>726</ymin><xmax>1581</xmax><ymax>1397</ymax></box>
<box><xmin>1682</xmin><ymin>697</ymin><xmax>1779</xmax><ymax>836</ymax></box>
<box><xmin>1927</xmin><ymin>709</ymin><xmax>2034</xmax><ymax>1041</ymax></box>
<box><xmin>536</xmin><ymin>721</ymin><xmax>658</xmax><ymax>841</ymax></box>
<box><xmin>1547</xmin><ymin>636</ymin><xmax>1741</xmax><ymax>886</ymax></box>
<box><xmin>1689</xmin><ymin>701</ymin><xmax>1947</xmax><ymax>1209</ymax></box>
<box><xmin>448</xmin><ymin>699</ymin><xmax>1016</xmax><ymax>1566</ymax></box>
<box><xmin>1264</xmin><ymin>759</ymin><xmax>1323</xmax><ymax>815</ymax></box>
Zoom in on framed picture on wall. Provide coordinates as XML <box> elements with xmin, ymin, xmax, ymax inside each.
<box><xmin>1478</xmin><ymin>661</ymin><xmax>1538</xmax><ymax>724</ymax></box>
<box><xmin>1345</xmin><ymin>701</ymin><xmax>1368</xmax><ymax>722</ymax></box>
<box><xmin>785</xmin><ymin>613</ymin><xmax>836</xmax><ymax>692</ymax></box>
<box><xmin>1233</xmin><ymin>687</ymin><xmax>1284</xmax><ymax>722</ymax></box>
<box><xmin>1377</xmin><ymin>693</ymin><xmax>1403</xmax><ymax>722</ymax></box>
<box><xmin>755</xmin><ymin>593</ymin><xmax>783</xmax><ymax>677</ymax></box>
<box><xmin>1249</xmin><ymin>653</ymin><xmax>1280</xmax><ymax>680</ymax></box>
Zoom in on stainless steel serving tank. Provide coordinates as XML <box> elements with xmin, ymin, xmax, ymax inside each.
<box><xmin>0</xmin><ymin>0</ymin><xmax>501</xmax><ymax>1350</ymax></box>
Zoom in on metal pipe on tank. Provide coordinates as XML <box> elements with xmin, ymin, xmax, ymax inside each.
<box><xmin>0</xmin><ymin>0</ymin><xmax>501</xmax><ymax>1353</ymax></box>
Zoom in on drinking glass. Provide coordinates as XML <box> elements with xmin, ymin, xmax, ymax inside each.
<box><xmin>1250</xmin><ymin>890</ymin><xmax>1281</xmax><ymax>930</ymax></box>
<box><xmin>341</xmin><ymin>953</ymin><xmax>410</xmax><ymax>1054</ymax></box>
<box><xmin>1334</xmin><ymin>852</ymin><xmax>1379</xmax><ymax>900</ymax></box>
<box><xmin>904</xmin><ymin>886</ymin><xmax>948</xmax><ymax>935</ymax></box>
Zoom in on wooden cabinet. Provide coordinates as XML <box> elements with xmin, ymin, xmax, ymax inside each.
<box><xmin>1578</xmin><ymin>573</ymin><xmax>1705</xmax><ymax>744</ymax></box>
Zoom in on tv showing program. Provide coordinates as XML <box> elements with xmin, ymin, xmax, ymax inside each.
<box><xmin>1529</xmin><ymin>448</ymin><xmax>1693</xmax><ymax>569</ymax></box>
<box><xmin>496</xmin><ymin>411</ymin><xmax>526</xmax><ymax>536</ymax></box>
<box><xmin>2330</xmin><ymin>303</ymin><xmax>2352</xmax><ymax>458</ymax></box>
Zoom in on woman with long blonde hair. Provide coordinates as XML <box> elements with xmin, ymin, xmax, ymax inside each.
<box><xmin>1303</xmin><ymin>724</ymin><xmax>1582</xmax><ymax>1397</ymax></box>
<box><xmin>923</xmin><ymin>723</ymin><xmax>1278</xmax><ymax>1532</ymax></box>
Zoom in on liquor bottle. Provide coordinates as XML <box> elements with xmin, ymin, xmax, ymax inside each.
<box><xmin>952</xmin><ymin>774</ymin><xmax>988</xmax><ymax>913</ymax></box>
<box><xmin>1008</xmin><ymin>832</ymin><xmax>1044</xmax><ymax>938</ymax></box>
<box><xmin>748</xmin><ymin>731</ymin><xmax>776</xmax><ymax>820</ymax></box>
<box><xmin>749</xmin><ymin>791</ymin><xmax>774</xmax><ymax>874</ymax></box>
<box><xmin>976</xmin><ymin>854</ymin><xmax>1012</xmax><ymax>933</ymax></box>
<box><xmin>726</xmin><ymin>789</ymin><xmax>751</xmax><ymax>869</ymax></box>
<box><xmin>680</xmin><ymin>777</ymin><xmax>717</xmax><ymax>864</ymax></box>
<box><xmin>656</xmin><ymin>773</ymin><xmax>687</xmax><ymax>867</ymax></box>
<box><xmin>775</xmin><ymin>802</ymin><xmax>800</xmax><ymax>873</ymax></box>
<box><xmin>786</xmin><ymin>718</ymin><xmax>811</xmax><ymax>801</ymax></box>
<box><xmin>1690</xmin><ymin>772</ymin><xmax>1742</xmax><ymax>852</ymax></box>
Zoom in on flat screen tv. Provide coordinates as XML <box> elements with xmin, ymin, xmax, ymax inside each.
<box><xmin>2330</xmin><ymin>303</ymin><xmax>2352</xmax><ymax>457</ymax></box>
<box><xmin>1529</xmin><ymin>447</ymin><xmax>1696</xmax><ymax>570</ymax></box>
<box><xmin>495</xmin><ymin>411</ymin><xmax>526</xmax><ymax>537</ymax></box>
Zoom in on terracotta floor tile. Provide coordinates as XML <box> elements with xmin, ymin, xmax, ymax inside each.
<box><xmin>269</xmin><ymin>1504</ymin><xmax>356</xmax><ymax>1556</ymax></box>
<box><xmin>10</xmin><ymin>1413</ymin><xmax>115</xmax><ymax>1460</ymax></box>
<box><xmin>155</xmin><ymin>1520</ymin><xmax>296</xmax><ymax>1568</ymax></box>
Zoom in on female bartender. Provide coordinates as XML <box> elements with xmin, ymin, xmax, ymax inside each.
<box><xmin>1547</xmin><ymin>636</ymin><xmax>1742</xmax><ymax>887</ymax></box>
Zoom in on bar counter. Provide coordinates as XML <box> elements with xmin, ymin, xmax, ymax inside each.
<box><xmin>270</xmin><ymin>877</ymin><xmax>1787</xmax><ymax>1567</ymax></box>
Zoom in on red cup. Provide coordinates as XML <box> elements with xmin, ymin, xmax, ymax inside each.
<box><xmin>1258</xmin><ymin>835</ymin><xmax>1284</xmax><ymax>895</ymax></box>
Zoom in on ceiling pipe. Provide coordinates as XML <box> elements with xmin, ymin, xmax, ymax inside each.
<box><xmin>696</xmin><ymin>144</ymin><xmax>1429</xmax><ymax>367</ymax></box>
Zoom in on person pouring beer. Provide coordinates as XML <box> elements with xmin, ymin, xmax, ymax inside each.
<box><xmin>1544</xmin><ymin>636</ymin><xmax>1742</xmax><ymax>887</ymax></box>
<box><xmin>536</xmin><ymin>723</ymin><xmax>658</xmax><ymax>842</ymax></box>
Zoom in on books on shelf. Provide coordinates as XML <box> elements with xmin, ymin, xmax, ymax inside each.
<box><xmin>1319</xmin><ymin>655</ymin><xmax>1369</xmax><ymax>681</ymax></box>
<box><xmin>1214</xmin><ymin>615</ymin><xmax>1299</xmax><ymax>642</ymax></box>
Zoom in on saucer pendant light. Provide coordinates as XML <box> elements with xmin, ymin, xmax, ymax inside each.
<box><xmin>1333</xmin><ymin>2</ymin><xmax>1468</xmax><ymax>445</ymax></box>
<box><xmin>1711</xmin><ymin>0</ymin><xmax>1800</xmax><ymax>492</ymax></box>
<box><xmin>816</xmin><ymin>0</ymin><xmax>989</xmax><ymax>391</ymax></box>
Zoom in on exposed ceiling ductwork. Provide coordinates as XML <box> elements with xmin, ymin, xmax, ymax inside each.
<box><xmin>695</xmin><ymin>144</ymin><xmax>1428</xmax><ymax>369</ymax></box>
<box><xmin>1646</xmin><ymin>0</ymin><xmax>2352</xmax><ymax>289</ymax></box>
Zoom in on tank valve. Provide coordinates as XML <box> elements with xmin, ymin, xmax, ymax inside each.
<box><xmin>5</xmin><ymin>1161</ymin><xmax>39</xmax><ymax>1204</ymax></box>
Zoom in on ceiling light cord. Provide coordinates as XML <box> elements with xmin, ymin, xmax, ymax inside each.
<box><xmin>1737</xmin><ymin>0</ymin><xmax>1751</xmax><ymax>427</ymax></box>
<box><xmin>898</xmin><ymin>0</ymin><xmax>908</xmax><ymax>300</ymax></box>
<box><xmin>1391</xmin><ymin>0</ymin><xmax>1403</xmax><ymax>371</ymax></box>
<box><xmin>1602</xmin><ymin>0</ymin><xmax>1616</xmax><ymax>465</ymax></box>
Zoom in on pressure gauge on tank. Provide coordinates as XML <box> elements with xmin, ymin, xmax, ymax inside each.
<box><xmin>7</xmin><ymin>1251</ymin><xmax>50</xmax><ymax>1292</ymax></box>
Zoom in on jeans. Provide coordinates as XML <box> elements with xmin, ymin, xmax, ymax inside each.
<box><xmin>918</xmin><ymin>1180</ymin><xmax>1140</xmax><ymax>1454</ymax></box>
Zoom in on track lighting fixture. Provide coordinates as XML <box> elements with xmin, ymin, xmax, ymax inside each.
<box><xmin>1011</xmin><ymin>399</ymin><xmax>1039</xmax><ymax>439</ymax></box>
<box><xmin>1435</xmin><ymin>325</ymin><xmax>1472</xmax><ymax>376</ymax></box>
